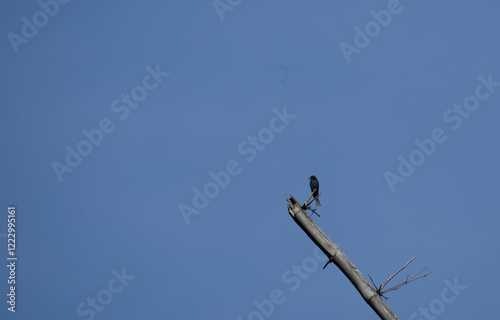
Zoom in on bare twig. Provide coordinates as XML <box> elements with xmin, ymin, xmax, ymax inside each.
<box><xmin>310</xmin><ymin>208</ymin><xmax>321</xmax><ymax>217</ymax></box>
<box><xmin>380</xmin><ymin>257</ymin><xmax>416</xmax><ymax>292</ymax></box>
<box><xmin>304</xmin><ymin>190</ymin><xmax>316</xmax><ymax>207</ymax></box>
<box><xmin>302</xmin><ymin>190</ymin><xmax>321</xmax><ymax>217</ymax></box>
<box><xmin>323</xmin><ymin>254</ymin><xmax>336</xmax><ymax>269</ymax></box>
<box><xmin>369</xmin><ymin>257</ymin><xmax>432</xmax><ymax>297</ymax></box>
<box><xmin>306</xmin><ymin>192</ymin><xmax>321</xmax><ymax>208</ymax></box>
<box><xmin>381</xmin><ymin>268</ymin><xmax>432</xmax><ymax>294</ymax></box>
<box><xmin>368</xmin><ymin>274</ymin><xmax>379</xmax><ymax>292</ymax></box>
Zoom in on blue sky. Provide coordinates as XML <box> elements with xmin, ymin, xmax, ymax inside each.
<box><xmin>1</xmin><ymin>1</ymin><xmax>499</xmax><ymax>319</ymax></box>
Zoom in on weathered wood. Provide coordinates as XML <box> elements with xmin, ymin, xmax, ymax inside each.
<box><xmin>287</xmin><ymin>195</ymin><xmax>400</xmax><ymax>320</ymax></box>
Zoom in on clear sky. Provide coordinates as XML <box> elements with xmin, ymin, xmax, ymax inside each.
<box><xmin>1</xmin><ymin>1</ymin><xmax>499</xmax><ymax>319</ymax></box>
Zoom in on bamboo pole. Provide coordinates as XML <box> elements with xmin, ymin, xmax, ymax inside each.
<box><xmin>287</xmin><ymin>195</ymin><xmax>399</xmax><ymax>320</ymax></box>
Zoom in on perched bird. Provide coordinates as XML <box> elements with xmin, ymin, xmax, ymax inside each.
<box><xmin>309</xmin><ymin>175</ymin><xmax>321</xmax><ymax>206</ymax></box>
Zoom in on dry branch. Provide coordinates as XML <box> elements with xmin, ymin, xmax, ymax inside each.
<box><xmin>368</xmin><ymin>257</ymin><xmax>432</xmax><ymax>299</ymax></box>
<box><xmin>303</xmin><ymin>190</ymin><xmax>321</xmax><ymax>217</ymax></box>
<box><xmin>287</xmin><ymin>195</ymin><xmax>399</xmax><ymax>320</ymax></box>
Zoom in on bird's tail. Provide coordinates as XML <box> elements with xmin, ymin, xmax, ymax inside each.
<box><xmin>315</xmin><ymin>198</ymin><xmax>321</xmax><ymax>206</ymax></box>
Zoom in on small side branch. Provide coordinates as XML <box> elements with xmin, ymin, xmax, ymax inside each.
<box><xmin>323</xmin><ymin>254</ymin><xmax>336</xmax><ymax>269</ymax></box>
<box><xmin>381</xmin><ymin>268</ymin><xmax>432</xmax><ymax>295</ymax></box>
<box><xmin>302</xmin><ymin>190</ymin><xmax>321</xmax><ymax>217</ymax></box>
<box><xmin>304</xmin><ymin>190</ymin><xmax>315</xmax><ymax>207</ymax></box>
<box><xmin>306</xmin><ymin>192</ymin><xmax>321</xmax><ymax>208</ymax></box>
<box><xmin>380</xmin><ymin>257</ymin><xmax>416</xmax><ymax>292</ymax></box>
<box><xmin>369</xmin><ymin>257</ymin><xmax>432</xmax><ymax>298</ymax></box>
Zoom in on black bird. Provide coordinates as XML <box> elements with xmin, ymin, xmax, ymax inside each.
<box><xmin>308</xmin><ymin>175</ymin><xmax>321</xmax><ymax>206</ymax></box>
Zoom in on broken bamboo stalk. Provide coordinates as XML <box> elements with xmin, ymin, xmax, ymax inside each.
<box><xmin>287</xmin><ymin>195</ymin><xmax>399</xmax><ymax>320</ymax></box>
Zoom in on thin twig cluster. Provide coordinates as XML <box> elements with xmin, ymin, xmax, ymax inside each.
<box><xmin>369</xmin><ymin>257</ymin><xmax>432</xmax><ymax>299</ymax></box>
<box><xmin>302</xmin><ymin>190</ymin><xmax>321</xmax><ymax>217</ymax></box>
